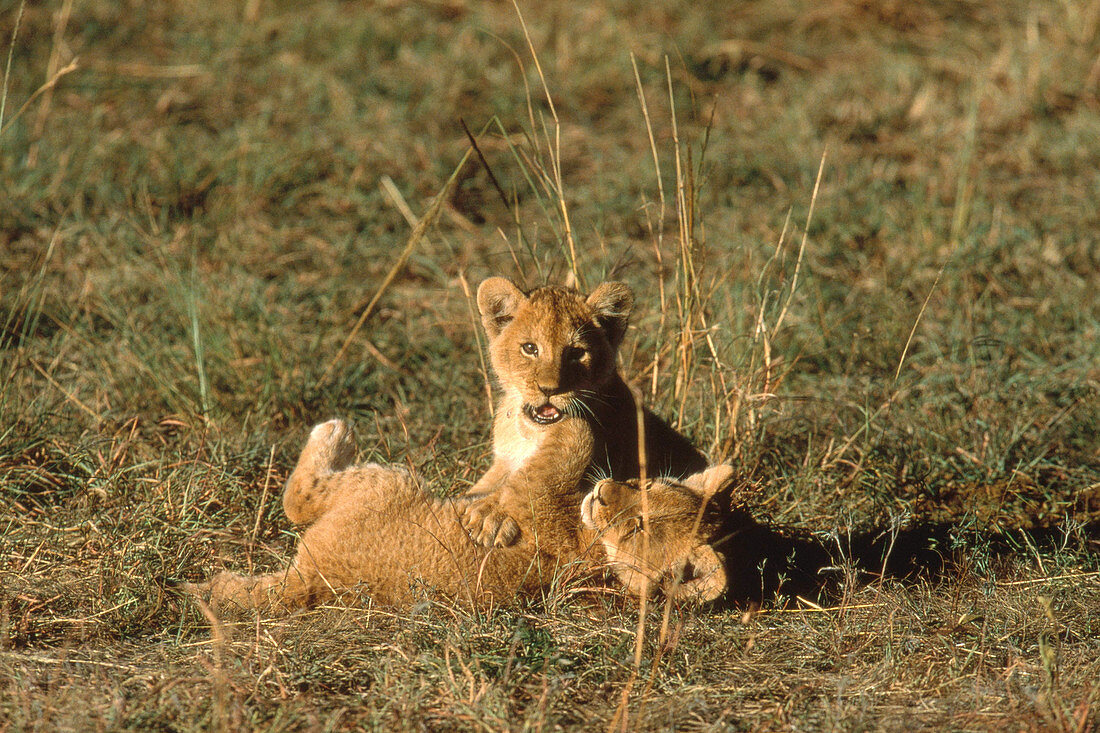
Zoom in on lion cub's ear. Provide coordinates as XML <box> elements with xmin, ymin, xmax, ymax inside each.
<box><xmin>586</xmin><ymin>281</ymin><xmax>634</xmax><ymax>349</ymax></box>
<box><xmin>478</xmin><ymin>277</ymin><xmax>527</xmax><ymax>338</ymax></box>
<box><xmin>682</xmin><ymin>464</ymin><xmax>734</xmax><ymax>500</ymax></box>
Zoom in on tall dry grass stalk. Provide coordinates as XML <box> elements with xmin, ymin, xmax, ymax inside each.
<box><xmin>498</xmin><ymin>24</ymin><xmax>838</xmax><ymax>722</ymax></box>
<box><xmin>611</xmin><ymin>50</ymin><xmax>832</xmax><ymax>726</ymax></box>
<box><xmin>0</xmin><ymin>0</ymin><xmax>79</xmax><ymax>142</ymax></box>
<box><xmin>510</xmin><ymin>0</ymin><xmax>579</xmax><ymax>284</ymax></box>
<box><xmin>319</xmin><ymin>147</ymin><xmax>473</xmax><ymax>385</ymax></box>
<box><xmin>25</xmin><ymin>0</ymin><xmax>72</xmax><ymax>167</ymax></box>
<box><xmin>0</xmin><ymin>0</ymin><xmax>25</xmax><ymax>135</ymax></box>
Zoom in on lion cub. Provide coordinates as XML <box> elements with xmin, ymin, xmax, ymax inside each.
<box><xmin>187</xmin><ymin>417</ymin><xmax>599</xmax><ymax>613</ymax></box>
<box><xmin>581</xmin><ymin>465</ymin><xmax>733</xmax><ymax>602</ymax></box>
<box><xmin>462</xmin><ymin>277</ymin><xmax>707</xmax><ymax>547</ymax></box>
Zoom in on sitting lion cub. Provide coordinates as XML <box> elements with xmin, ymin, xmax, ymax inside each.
<box><xmin>187</xmin><ymin>417</ymin><xmax>598</xmax><ymax>612</ymax></box>
<box><xmin>461</xmin><ymin>277</ymin><xmax>707</xmax><ymax>548</ymax></box>
<box><xmin>581</xmin><ymin>465</ymin><xmax>733</xmax><ymax>603</ymax></box>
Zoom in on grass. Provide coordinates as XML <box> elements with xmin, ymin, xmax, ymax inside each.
<box><xmin>1</xmin><ymin>0</ymin><xmax>1098</xmax><ymax>729</ymax></box>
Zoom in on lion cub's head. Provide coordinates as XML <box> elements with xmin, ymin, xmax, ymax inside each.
<box><xmin>477</xmin><ymin>277</ymin><xmax>633</xmax><ymax>426</ymax></box>
<box><xmin>581</xmin><ymin>465</ymin><xmax>733</xmax><ymax>603</ymax></box>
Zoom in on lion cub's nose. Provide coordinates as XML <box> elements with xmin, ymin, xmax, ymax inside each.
<box><xmin>538</xmin><ymin>383</ymin><xmax>559</xmax><ymax>397</ymax></box>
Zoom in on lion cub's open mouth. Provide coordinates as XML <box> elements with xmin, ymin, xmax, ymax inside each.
<box><xmin>524</xmin><ymin>402</ymin><xmax>564</xmax><ymax>425</ymax></box>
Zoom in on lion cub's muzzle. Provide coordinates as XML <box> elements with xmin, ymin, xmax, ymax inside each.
<box><xmin>523</xmin><ymin>401</ymin><xmax>565</xmax><ymax>425</ymax></box>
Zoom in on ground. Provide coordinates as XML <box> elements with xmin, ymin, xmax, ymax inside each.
<box><xmin>1</xmin><ymin>0</ymin><xmax>1098</xmax><ymax>730</ymax></box>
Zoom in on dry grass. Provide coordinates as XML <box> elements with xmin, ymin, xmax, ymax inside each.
<box><xmin>1</xmin><ymin>0</ymin><xmax>1098</xmax><ymax>730</ymax></box>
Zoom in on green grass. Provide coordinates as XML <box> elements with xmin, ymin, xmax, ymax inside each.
<box><xmin>1</xmin><ymin>0</ymin><xmax>1098</xmax><ymax>729</ymax></box>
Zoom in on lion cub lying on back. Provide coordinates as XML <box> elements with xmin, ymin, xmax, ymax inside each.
<box><xmin>187</xmin><ymin>420</ymin><xmax>729</xmax><ymax>612</ymax></box>
<box><xmin>187</xmin><ymin>417</ymin><xmax>595</xmax><ymax>612</ymax></box>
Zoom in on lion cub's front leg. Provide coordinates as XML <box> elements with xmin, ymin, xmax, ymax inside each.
<box><xmin>461</xmin><ymin>416</ymin><xmax>596</xmax><ymax>549</ymax></box>
<box><xmin>459</xmin><ymin>463</ymin><xmax>521</xmax><ymax>547</ymax></box>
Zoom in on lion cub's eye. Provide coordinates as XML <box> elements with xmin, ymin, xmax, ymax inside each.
<box><xmin>520</xmin><ymin>342</ymin><xmax>539</xmax><ymax>357</ymax></box>
<box><xmin>565</xmin><ymin>346</ymin><xmax>586</xmax><ymax>362</ymax></box>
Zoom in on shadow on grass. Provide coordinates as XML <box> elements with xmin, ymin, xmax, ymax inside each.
<box><xmin>708</xmin><ymin>495</ymin><xmax>1100</xmax><ymax>609</ymax></box>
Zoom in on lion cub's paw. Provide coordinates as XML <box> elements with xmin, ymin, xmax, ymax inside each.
<box><xmin>673</xmin><ymin>545</ymin><xmax>727</xmax><ymax>603</ymax></box>
<box><xmin>460</xmin><ymin>495</ymin><xmax>521</xmax><ymax>547</ymax></box>
<box><xmin>303</xmin><ymin>419</ymin><xmax>356</xmax><ymax>473</ymax></box>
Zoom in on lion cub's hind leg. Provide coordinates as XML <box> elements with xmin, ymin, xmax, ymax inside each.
<box><xmin>186</xmin><ymin>419</ymin><xmax>406</xmax><ymax>615</ymax></box>
<box><xmin>283</xmin><ymin>419</ymin><xmax>358</xmax><ymax>525</ymax></box>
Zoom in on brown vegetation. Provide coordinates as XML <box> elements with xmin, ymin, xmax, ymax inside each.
<box><xmin>1</xmin><ymin>0</ymin><xmax>1097</xmax><ymax>729</ymax></box>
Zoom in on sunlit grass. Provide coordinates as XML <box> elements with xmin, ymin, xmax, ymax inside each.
<box><xmin>0</xmin><ymin>0</ymin><xmax>1097</xmax><ymax>729</ymax></box>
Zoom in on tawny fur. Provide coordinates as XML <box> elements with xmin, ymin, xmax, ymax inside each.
<box><xmin>188</xmin><ymin>417</ymin><xmax>600</xmax><ymax>613</ymax></box>
<box><xmin>186</xmin><ymin>421</ymin><xmax>728</xmax><ymax>614</ymax></box>
<box><xmin>461</xmin><ymin>277</ymin><xmax>707</xmax><ymax>547</ymax></box>
<box><xmin>186</xmin><ymin>276</ymin><xmax>711</xmax><ymax>613</ymax></box>
<box><xmin>581</xmin><ymin>465</ymin><xmax>733</xmax><ymax>602</ymax></box>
